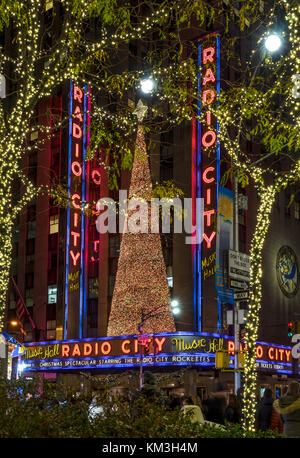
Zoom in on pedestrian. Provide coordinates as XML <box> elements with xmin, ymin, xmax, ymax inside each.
<box><xmin>181</xmin><ymin>396</ymin><xmax>205</xmax><ymax>424</ymax></box>
<box><xmin>224</xmin><ymin>394</ymin><xmax>241</xmax><ymax>424</ymax></box>
<box><xmin>273</xmin><ymin>381</ymin><xmax>300</xmax><ymax>437</ymax></box>
<box><xmin>204</xmin><ymin>396</ymin><xmax>226</xmax><ymax>425</ymax></box>
<box><xmin>237</xmin><ymin>388</ymin><xmax>243</xmax><ymax>411</ymax></box>
<box><xmin>168</xmin><ymin>394</ymin><xmax>181</xmax><ymax>410</ymax></box>
<box><xmin>255</xmin><ymin>387</ymin><xmax>273</xmax><ymax>431</ymax></box>
<box><xmin>270</xmin><ymin>405</ymin><xmax>283</xmax><ymax>434</ymax></box>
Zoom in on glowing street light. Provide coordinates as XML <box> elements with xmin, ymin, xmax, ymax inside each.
<box><xmin>140</xmin><ymin>77</ymin><xmax>155</xmax><ymax>94</ymax></box>
<box><xmin>171</xmin><ymin>299</ymin><xmax>180</xmax><ymax>315</ymax></box>
<box><xmin>265</xmin><ymin>34</ymin><xmax>282</xmax><ymax>52</ymax></box>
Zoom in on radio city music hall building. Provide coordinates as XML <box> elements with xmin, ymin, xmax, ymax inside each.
<box><xmin>3</xmin><ymin>4</ymin><xmax>300</xmax><ymax>397</ymax></box>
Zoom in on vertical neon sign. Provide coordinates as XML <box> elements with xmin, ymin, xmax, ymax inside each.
<box><xmin>65</xmin><ymin>83</ymin><xmax>87</xmax><ymax>339</ymax></box>
<box><xmin>194</xmin><ymin>33</ymin><xmax>221</xmax><ymax>332</ymax></box>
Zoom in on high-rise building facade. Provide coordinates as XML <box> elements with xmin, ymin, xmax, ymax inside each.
<box><xmin>3</xmin><ymin>1</ymin><xmax>300</xmax><ymax>395</ymax></box>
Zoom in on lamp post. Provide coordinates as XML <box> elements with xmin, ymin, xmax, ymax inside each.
<box><xmin>231</xmin><ymin>32</ymin><xmax>284</xmax><ymax>394</ymax></box>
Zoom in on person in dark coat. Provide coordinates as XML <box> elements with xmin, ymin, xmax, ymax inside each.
<box><xmin>224</xmin><ymin>394</ymin><xmax>241</xmax><ymax>424</ymax></box>
<box><xmin>256</xmin><ymin>388</ymin><xmax>273</xmax><ymax>431</ymax></box>
<box><xmin>203</xmin><ymin>396</ymin><xmax>226</xmax><ymax>425</ymax></box>
<box><xmin>273</xmin><ymin>381</ymin><xmax>300</xmax><ymax>437</ymax></box>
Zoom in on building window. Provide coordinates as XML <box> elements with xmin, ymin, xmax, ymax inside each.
<box><xmin>23</xmin><ymin>321</ymin><xmax>33</xmax><ymax>342</ymax></box>
<box><xmin>295</xmin><ymin>202</ymin><xmax>299</xmax><ymax>220</ymax></box>
<box><xmin>48</xmin><ymin>285</ymin><xmax>57</xmax><ymax>304</ymax></box>
<box><xmin>109</xmin><ymin>236</ymin><xmax>120</xmax><ymax>258</ymax></box>
<box><xmin>46</xmin><ymin>320</ymin><xmax>56</xmax><ymax>340</ymax></box>
<box><xmin>26</xmin><ymin>288</ymin><xmax>34</xmax><ymax>308</ymax></box>
<box><xmin>87</xmin><ymin>299</ymin><xmax>98</xmax><ymax>329</ymax></box>
<box><xmin>49</xmin><ymin>214</ymin><xmax>59</xmax><ymax>234</ymax></box>
<box><xmin>285</xmin><ymin>191</ymin><xmax>291</xmax><ymax>216</ymax></box>
<box><xmin>11</xmin><ymin>258</ymin><xmax>18</xmax><ymax>277</ymax></box>
<box><xmin>26</xmin><ymin>254</ymin><xmax>35</xmax><ymax>273</ymax></box>
<box><xmin>26</xmin><ymin>238</ymin><xmax>35</xmax><ymax>256</ymax></box>
<box><xmin>27</xmin><ymin>220</ymin><xmax>36</xmax><ymax>239</ymax></box>
<box><xmin>108</xmin><ymin>275</ymin><xmax>116</xmax><ymax>296</ymax></box>
<box><xmin>9</xmin><ymin>291</ymin><xmax>16</xmax><ymax>310</ymax></box>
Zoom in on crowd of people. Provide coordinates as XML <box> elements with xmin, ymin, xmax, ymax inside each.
<box><xmin>177</xmin><ymin>381</ymin><xmax>300</xmax><ymax>437</ymax></box>
<box><xmin>256</xmin><ymin>382</ymin><xmax>300</xmax><ymax>437</ymax></box>
<box><xmin>87</xmin><ymin>372</ymin><xmax>300</xmax><ymax>437</ymax></box>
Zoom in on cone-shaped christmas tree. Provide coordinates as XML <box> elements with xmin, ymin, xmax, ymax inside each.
<box><xmin>107</xmin><ymin>123</ymin><xmax>176</xmax><ymax>336</ymax></box>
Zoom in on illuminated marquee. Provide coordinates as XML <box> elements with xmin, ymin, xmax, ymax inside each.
<box><xmin>228</xmin><ymin>340</ymin><xmax>292</xmax><ymax>364</ymax></box>
<box><xmin>21</xmin><ymin>333</ymin><xmax>298</xmax><ymax>375</ymax></box>
<box><xmin>194</xmin><ymin>33</ymin><xmax>221</xmax><ymax>331</ymax></box>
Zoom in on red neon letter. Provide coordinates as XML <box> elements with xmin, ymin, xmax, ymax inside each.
<box><xmin>228</xmin><ymin>340</ymin><xmax>235</xmax><ymax>355</ymax></box>
<box><xmin>71</xmin><ymin>194</ymin><xmax>81</xmax><ymax>209</ymax></box>
<box><xmin>154</xmin><ymin>337</ymin><xmax>166</xmax><ymax>353</ymax></box>
<box><xmin>268</xmin><ymin>347</ymin><xmax>274</xmax><ymax>360</ymax></box>
<box><xmin>203</xmin><ymin>89</ymin><xmax>215</xmax><ymax>105</ymax></box>
<box><xmin>70</xmin><ymin>250</ymin><xmax>80</xmax><ymax>266</ymax></box>
<box><xmin>278</xmin><ymin>348</ymin><xmax>284</xmax><ymax>361</ymax></box>
<box><xmin>83</xmin><ymin>343</ymin><xmax>93</xmax><ymax>356</ymax></box>
<box><xmin>121</xmin><ymin>340</ymin><xmax>131</xmax><ymax>354</ymax></box>
<box><xmin>93</xmin><ymin>240</ymin><xmax>100</xmax><ymax>251</ymax></box>
<box><xmin>75</xmin><ymin>143</ymin><xmax>80</xmax><ymax>158</ymax></box>
<box><xmin>73</xmin><ymin>105</ymin><xmax>83</xmax><ymax>122</ymax></box>
<box><xmin>72</xmin><ymin>344</ymin><xmax>81</xmax><ymax>357</ymax></box>
<box><xmin>71</xmin><ymin>161</ymin><xmax>82</xmax><ymax>177</ymax></box>
<box><xmin>62</xmin><ymin>345</ymin><xmax>70</xmax><ymax>357</ymax></box>
<box><xmin>72</xmin><ymin>123</ymin><xmax>82</xmax><ymax>139</ymax></box>
<box><xmin>256</xmin><ymin>345</ymin><xmax>263</xmax><ymax>358</ymax></box>
<box><xmin>203</xmin><ymin>231</ymin><xmax>216</xmax><ymax>248</ymax></box>
<box><xmin>101</xmin><ymin>342</ymin><xmax>111</xmax><ymax>355</ymax></box>
<box><xmin>73</xmin><ymin>86</ymin><xmax>83</xmax><ymax>103</ymax></box>
<box><xmin>285</xmin><ymin>349</ymin><xmax>291</xmax><ymax>362</ymax></box>
<box><xmin>203</xmin><ymin>167</ymin><xmax>215</xmax><ymax>183</ymax></box>
<box><xmin>203</xmin><ymin>68</ymin><xmax>216</xmax><ymax>86</ymax></box>
<box><xmin>73</xmin><ymin>212</ymin><xmax>79</xmax><ymax>228</ymax></box>
<box><xmin>204</xmin><ymin>209</ymin><xmax>215</xmax><ymax>226</ymax></box>
<box><xmin>92</xmin><ymin>170</ymin><xmax>101</xmax><ymax>185</ymax></box>
<box><xmin>203</xmin><ymin>47</ymin><xmax>215</xmax><ymax>64</ymax></box>
<box><xmin>206</xmin><ymin>111</ymin><xmax>211</xmax><ymax>126</ymax></box>
<box><xmin>206</xmin><ymin>188</ymin><xmax>211</xmax><ymax>205</ymax></box>
<box><xmin>71</xmin><ymin>231</ymin><xmax>80</xmax><ymax>247</ymax></box>
<box><xmin>134</xmin><ymin>339</ymin><xmax>139</xmax><ymax>353</ymax></box>
<box><xmin>202</xmin><ymin>130</ymin><xmax>216</xmax><ymax>148</ymax></box>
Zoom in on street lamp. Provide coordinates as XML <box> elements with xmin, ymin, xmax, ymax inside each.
<box><xmin>171</xmin><ymin>299</ymin><xmax>180</xmax><ymax>315</ymax></box>
<box><xmin>264</xmin><ymin>34</ymin><xmax>282</xmax><ymax>53</ymax></box>
<box><xmin>140</xmin><ymin>77</ymin><xmax>155</xmax><ymax>94</ymax></box>
<box><xmin>138</xmin><ymin>300</ymin><xmax>176</xmax><ymax>389</ymax></box>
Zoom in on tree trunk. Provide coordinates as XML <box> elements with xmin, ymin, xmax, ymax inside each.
<box><xmin>243</xmin><ymin>185</ymin><xmax>276</xmax><ymax>432</ymax></box>
<box><xmin>0</xmin><ymin>213</ymin><xmax>13</xmax><ymax>331</ymax></box>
